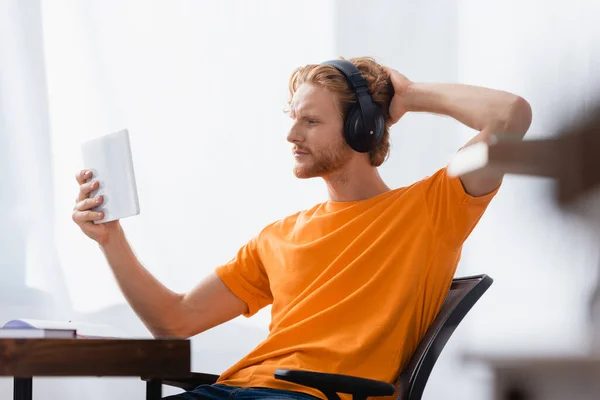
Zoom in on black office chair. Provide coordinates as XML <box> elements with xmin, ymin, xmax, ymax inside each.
<box><xmin>145</xmin><ymin>274</ymin><xmax>493</xmax><ymax>400</ymax></box>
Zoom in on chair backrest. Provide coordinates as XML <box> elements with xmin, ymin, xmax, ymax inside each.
<box><xmin>396</xmin><ymin>274</ymin><xmax>493</xmax><ymax>400</ymax></box>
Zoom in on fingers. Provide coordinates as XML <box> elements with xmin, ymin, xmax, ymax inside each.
<box><xmin>75</xmin><ymin>169</ymin><xmax>94</xmax><ymax>203</ymax></box>
<box><xmin>382</xmin><ymin>66</ymin><xmax>404</xmax><ymax>84</ymax></box>
<box><xmin>76</xmin><ymin>178</ymin><xmax>100</xmax><ymax>203</ymax></box>
<box><xmin>382</xmin><ymin>66</ymin><xmax>397</xmax><ymax>79</ymax></box>
<box><xmin>382</xmin><ymin>66</ymin><xmax>401</xmax><ymax>96</ymax></box>
<box><xmin>76</xmin><ymin>169</ymin><xmax>92</xmax><ymax>185</ymax></box>
<box><xmin>72</xmin><ymin>195</ymin><xmax>104</xmax><ymax>224</ymax></box>
<box><xmin>385</xmin><ymin>67</ymin><xmax>403</xmax><ymax>86</ymax></box>
<box><xmin>75</xmin><ymin>195</ymin><xmax>103</xmax><ymax>212</ymax></box>
<box><xmin>73</xmin><ymin>169</ymin><xmax>105</xmax><ymax>225</ymax></box>
<box><xmin>72</xmin><ymin>209</ymin><xmax>104</xmax><ymax>225</ymax></box>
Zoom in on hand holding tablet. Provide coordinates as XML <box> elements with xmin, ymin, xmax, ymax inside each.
<box><xmin>78</xmin><ymin>129</ymin><xmax>140</xmax><ymax>225</ymax></box>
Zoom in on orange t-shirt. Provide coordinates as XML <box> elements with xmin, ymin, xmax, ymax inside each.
<box><xmin>214</xmin><ymin>167</ymin><xmax>499</xmax><ymax>399</ymax></box>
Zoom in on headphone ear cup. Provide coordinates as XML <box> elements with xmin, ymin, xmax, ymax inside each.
<box><xmin>344</xmin><ymin>106</ymin><xmax>385</xmax><ymax>153</ymax></box>
<box><xmin>344</xmin><ymin>106</ymin><xmax>368</xmax><ymax>153</ymax></box>
<box><xmin>373</xmin><ymin>107</ymin><xmax>385</xmax><ymax>144</ymax></box>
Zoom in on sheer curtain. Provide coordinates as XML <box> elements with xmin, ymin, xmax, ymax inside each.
<box><xmin>0</xmin><ymin>0</ymin><xmax>75</xmax><ymax>397</ymax></box>
<box><xmin>0</xmin><ymin>0</ymin><xmax>71</xmax><ymax>310</ymax></box>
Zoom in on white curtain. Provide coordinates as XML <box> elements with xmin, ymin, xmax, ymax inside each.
<box><xmin>2</xmin><ymin>0</ymin><xmax>600</xmax><ymax>399</ymax></box>
<box><xmin>0</xmin><ymin>0</ymin><xmax>70</xmax><ymax>309</ymax></box>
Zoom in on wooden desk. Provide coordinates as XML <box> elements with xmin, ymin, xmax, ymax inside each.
<box><xmin>0</xmin><ymin>338</ymin><xmax>191</xmax><ymax>400</ymax></box>
<box><xmin>464</xmin><ymin>353</ymin><xmax>600</xmax><ymax>400</ymax></box>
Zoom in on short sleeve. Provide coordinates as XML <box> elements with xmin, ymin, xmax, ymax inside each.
<box><xmin>422</xmin><ymin>167</ymin><xmax>500</xmax><ymax>248</ymax></box>
<box><xmin>215</xmin><ymin>234</ymin><xmax>273</xmax><ymax>317</ymax></box>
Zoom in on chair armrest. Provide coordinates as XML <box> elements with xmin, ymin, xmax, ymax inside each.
<box><xmin>141</xmin><ymin>372</ymin><xmax>219</xmax><ymax>391</ymax></box>
<box><xmin>274</xmin><ymin>369</ymin><xmax>395</xmax><ymax>400</ymax></box>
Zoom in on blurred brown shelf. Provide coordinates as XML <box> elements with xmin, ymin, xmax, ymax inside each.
<box><xmin>447</xmin><ymin>107</ymin><xmax>600</xmax><ymax>205</ymax></box>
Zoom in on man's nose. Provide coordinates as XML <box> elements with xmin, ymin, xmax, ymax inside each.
<box><xmin>286</xmin><ymin>123</ymin><xmax>304</xmax><ymax>144</ymax></box>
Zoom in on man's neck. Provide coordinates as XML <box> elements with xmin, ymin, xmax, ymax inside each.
<box><xmin>324</xmin><ymin>165</ymin><xmax>390</xmax><ymax>203</ymax></box>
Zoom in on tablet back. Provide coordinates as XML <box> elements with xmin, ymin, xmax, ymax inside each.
<box><xmin>81</xmin><ymin>129</ymin><xmax>140</xmax><ymax>224</ymax></box>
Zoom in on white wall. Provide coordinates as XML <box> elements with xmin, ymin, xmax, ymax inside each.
<box><xmin>335</xmin><ymin>0</ymin><xmax>600</xmax><ymax>399</ymax></box>
<box><xmin>335</xmin><ymin>0</ymin><xmax>461</xmax><ymax>189</ymax></box>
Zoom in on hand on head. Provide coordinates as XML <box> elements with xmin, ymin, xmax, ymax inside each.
<box><xmin>383</xmin><ymin>66</ymin><xmax>412</xmax><ymax>125</ymax></box>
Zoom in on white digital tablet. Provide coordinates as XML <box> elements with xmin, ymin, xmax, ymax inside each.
<box><xmin>81</xmin><ymin>129</ymin><xmax>140</xmax><ymax>224</ymax></box>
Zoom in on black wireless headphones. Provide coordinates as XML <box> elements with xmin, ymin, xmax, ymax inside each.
<box><xmin>321</xmin><ymin>59</ymin><xmax>385</xmax><ymax>153</ymax></box>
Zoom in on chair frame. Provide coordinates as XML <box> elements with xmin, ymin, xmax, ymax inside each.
<box><xmin>398</xmin><ymin>274</ymin><xmax>493</xmax><ymax>400</ymax></box>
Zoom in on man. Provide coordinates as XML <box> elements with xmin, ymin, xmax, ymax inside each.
<box><xmin>72</xmin><ymin>57</ymin><xmax>532</xmax><ymax>400</ymax></box>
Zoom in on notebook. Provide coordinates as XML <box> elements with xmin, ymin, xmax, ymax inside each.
<box><xmin>0</xmin><ymin>328</ymin><xmax>75</xmax><ymax>339</ymax></box>
<box><xmin>1</xmin><ymin>319</ymin><xmax>130</xmax><ymax>339</ymax></box>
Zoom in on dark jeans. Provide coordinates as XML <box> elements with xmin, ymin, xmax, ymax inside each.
<box><xmin>163</xmin><ymin>384</ymin><xmax>322</xmax><ymax>400</ymax></box>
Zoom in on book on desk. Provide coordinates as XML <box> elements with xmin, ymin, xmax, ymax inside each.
<box><xmin>0</xmin><ymin>318</ymin><xmax>130</xmax><ymax>339</ymax></box>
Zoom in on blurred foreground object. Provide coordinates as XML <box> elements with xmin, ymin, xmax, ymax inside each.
<box><xmin>448</xmin><ymin>102</ymin><xmax>600</xmax><ymax>205</ymax></box>
<box><xmin>456</xmin><ymin>103</ymin><xmax>600</xmax><ymax>399</ymax></box>
<box><xmin>463</xmin><ymin>353</ymin><xmax>600</xmax><ymax>400</ymax></box>
<box><xmin>450</xmin><ymin>101</ymin><xmax>600</xmax><ymax>346</ymax></box>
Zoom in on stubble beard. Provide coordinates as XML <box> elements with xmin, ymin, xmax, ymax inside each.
<box><xmin>293</xmin><ymin>141</ymin><xmax>353</xmax><ymax>179</ymax></box>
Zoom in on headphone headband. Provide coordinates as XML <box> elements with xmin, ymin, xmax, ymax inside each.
<box><xmin>323</xmin><ymin>60</ymin><xmax>369</xmax><ymax>92</ymax></box>
<box><xmin>321</xmin><ymin>59</ymin><xmax>384</xmax><ymax>153</ymax></box>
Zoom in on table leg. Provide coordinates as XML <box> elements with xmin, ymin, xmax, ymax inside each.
<box><xmin>146</xmin><ymin>379</ymin><xmax>162</xmax><ymax>400</ymax></box>
<box><xmin>14</xmin><ymin>377</ymin><xmax>32</xmax><ymax>400</ymax></box>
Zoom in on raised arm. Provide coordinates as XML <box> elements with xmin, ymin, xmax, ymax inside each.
<box><xmin>385</xmin><ymin>68</ymin><xmax>533</xmax><ymax>196</ymax></box>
